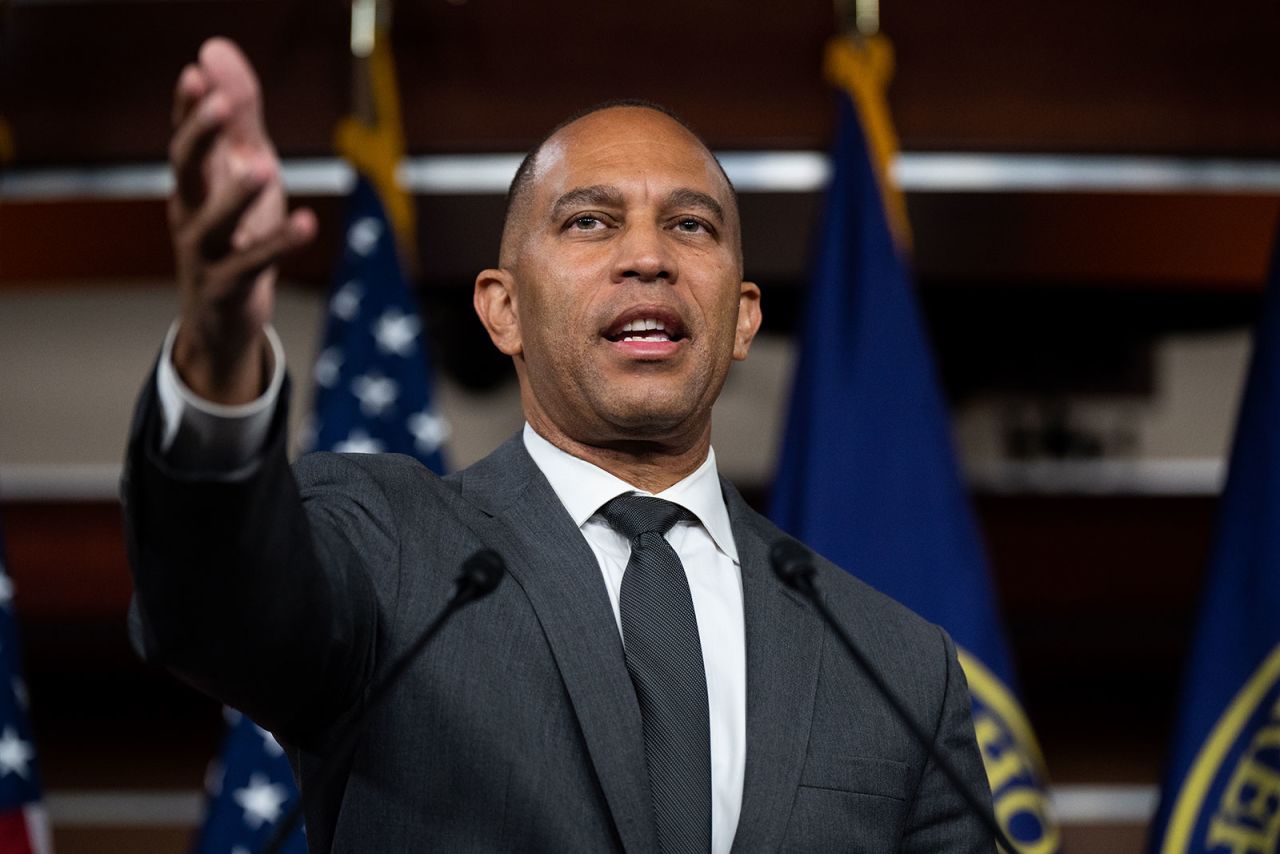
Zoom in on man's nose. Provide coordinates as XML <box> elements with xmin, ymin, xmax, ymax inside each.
<box><xmin>612</xmin><ymin>221</ymin><xmax>677</xmax><ymax>284</ymax></box>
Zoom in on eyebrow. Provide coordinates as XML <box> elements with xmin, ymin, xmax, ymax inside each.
<box><xmin>549</xmin><ymin>184</ymin><xmax>725</xmax><ymax>224</ymax></box>
<box><xmin>664</xmin><ymin>188</ymin><xmax>724</xmax><ymax>224</ymax></box>
<box><xmin>550</xmin><ymin>185</ymin><xmax>626</xmax><ymax>221</ymax></box>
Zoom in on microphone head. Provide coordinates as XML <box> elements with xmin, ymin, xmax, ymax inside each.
<box><xmin>457</xmin><ymin>548</ymin><xmax>506</xmax><ymax>598</ymax></box>
<box><xmin>769</xmin><ymin>539</ymin><xmax>816</xmax><ymax>591</ymax></box>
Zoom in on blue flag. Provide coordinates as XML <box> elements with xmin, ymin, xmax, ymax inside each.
<box><xmin>194</xmin><ymin>175</ymin><xmax>448</xmax><ymax>853</ymax></box>
<box><xmin>1148</xmin><ymin>233</ymin><xmax>1280</xmax><ymax>853</ymax></box>
<box><xmin>769</xmin><ymin>87</ymin><xmax>1058</xmax><ymax>850</ymax></box>
<box><xmin>0</xmin><ymin>521</ymin><xmax>51</xmax><ymax>854</ymax></box>
<box><xmin>305</xmin><ymin>176</ymin><xmax>448</xmax><ymax>470</ymax></box>
<box><xmin>194</xmin><ymin>708</ymin><xmax>302</xmax><ymax>854</ymax></box>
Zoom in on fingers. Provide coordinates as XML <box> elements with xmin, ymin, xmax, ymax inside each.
<box><xmin>203</xmin><ymin>208</ymin><xmax>316</xmax><ymax>295</ymax></box>
<box><xmin>170</xmin><ymin>64</ymin><xmax>217</xmax><ymax>208</ymax></box>
<box><xmin>187</xmin><ymin>155</ymin><xmax>272</xmax><ymax>262</ymax></box>
<box><xmin>170</xmin><ymin>92</ymin><xmax>231</xmax><ymax>211</ymax></box>
<box><xmin>168</xmin><ymin>39</ymin><xmax>314</xmax><ymax>314</ymax></box>
<box><xmin>198</xmin><ymin>38</ymin><xmax>265</xmax><ymax>145</ymax></box>
<box><xmin>171</xmin><ymin>63</ymin><xmax>207</xmax><ymax>129</ymax></box>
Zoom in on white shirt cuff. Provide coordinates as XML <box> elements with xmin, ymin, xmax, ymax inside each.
<box><xmin>155</xmin><ymin>320</ymin><xmax>286</xmax><ymax>472</ymax></box>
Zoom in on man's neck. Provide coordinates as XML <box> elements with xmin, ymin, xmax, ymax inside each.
<box><xmin>525</xmin><ymin>418</ymin><xmax>710</xmax><ymax>494</ymax></box>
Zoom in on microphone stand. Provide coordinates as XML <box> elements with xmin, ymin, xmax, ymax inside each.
<box><xmin>262</xmin><ymin>549</ymin><xmax>506</xmax><ymax>854</ymax></box>
<box><xmin>770</xmin><ymin>540</ymin><xmax>1020</xmax><ymax>854</ymax></box>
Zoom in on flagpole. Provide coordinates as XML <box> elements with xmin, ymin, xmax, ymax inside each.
<box><xmin>834</xmin><ymin>0</ymin><xmax>879</xmax><ymax>38</ymax></box>
<box><xmin>349</xmin><ymin>0</ymin><xmax>379</xmax><ymax>124</ymax></box>
<box><xmin>339</xmin><ymin>0</ymin><xmax>419</xmax><ymax>276</ymax></box>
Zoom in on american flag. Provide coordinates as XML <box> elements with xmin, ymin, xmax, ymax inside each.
<box><xmin>0</xmin><ymin>521</ymin><xmax>52</xmax><ymax>854</ymax></box>
<box><xmin>193</xmin><ymin>709</ymin><xmax>301</xmax><ymax>854</ymax></box>
<box><xmin>304</xmin><ymin>175</ymin><xmax>448</xmax><ymax>471</ymax></box>
<box><xmin>193</xmin><ymin>175</ymin><xmax>448</xmax><ymax>853</ymax></box>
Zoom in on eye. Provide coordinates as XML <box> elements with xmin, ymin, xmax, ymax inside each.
<box><xmin>569</xmin><ymin>215</ymin><xmax>604</xmax><ymax>231</ymax></box>
<box><xmin>674</xmin><ymin>218</ymin><xmax>710</xmax><ymax>234</ymax></box>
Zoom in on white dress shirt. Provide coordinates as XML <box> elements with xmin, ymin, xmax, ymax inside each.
<box><xmin>155</xmin><ymin>326</ymin><xmax>746</xmax><ymax>852</ymax></box>
<box><xmin>522</xmin><ymin>425</ymin><xmax>746</xmax><ymax>854</ymax></box>
<box><xmin>155</xmin><ymin>320</ymin><xmax>283</xmax><ymax>471</ymax></box>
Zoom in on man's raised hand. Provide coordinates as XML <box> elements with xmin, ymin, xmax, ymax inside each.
<box><xmin>168</xmin><ymin>37</ymin><xmax>316</xmax><ymax>405</ymax></box>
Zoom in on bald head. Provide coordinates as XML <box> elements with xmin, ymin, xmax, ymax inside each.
<box><xmin>498</xmin><ymin>101</ymin><xmax>740</xmax><ymax>269</ymax></box>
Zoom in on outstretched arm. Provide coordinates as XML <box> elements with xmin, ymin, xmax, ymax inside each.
<box><xmin>126</xmin><ymin>40</ymin><xmax>378</xmax><ymax>750</ymax></box>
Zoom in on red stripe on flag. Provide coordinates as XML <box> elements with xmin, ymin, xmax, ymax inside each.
<box><xmin>0</xmin><ymin>809</ymin><xmax>35</xmax><ymax>854</ymax></box>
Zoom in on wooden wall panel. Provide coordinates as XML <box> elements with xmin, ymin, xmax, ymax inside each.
<box><xmin>5</xmin><ymin>190</ymin><xmax>1275</xmax><ymax>290</ymax></box>
<box><xmin>2</xmin><ymin>0</ymin><xmax>1279</xmax><ymax>163</ymax></box>
<box><xmin>2</xmin><ymin>501</ymin><xmax>132</xmax><ymax>619</ymax></box>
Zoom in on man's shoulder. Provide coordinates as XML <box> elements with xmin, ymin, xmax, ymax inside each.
<box><xmin>725</xmin><ymin>486</ymin><xmax>950</xmax><ymax>658</ymax></box>
<box><xmin>809</xmin><ymin>546</ymin><xmax>948</xmax><ymax>650</ymax></box>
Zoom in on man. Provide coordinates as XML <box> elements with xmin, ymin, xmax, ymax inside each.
<box><xmin>125</xmin><ymin>38</ymin><xmax>994</xmax><ymax>853</ymax></box>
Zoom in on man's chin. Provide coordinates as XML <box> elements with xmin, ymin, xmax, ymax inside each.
<box><xmin>597</xmin><ymin>400</ymin><xmax>705</xmax><ymax>442</ymax></box>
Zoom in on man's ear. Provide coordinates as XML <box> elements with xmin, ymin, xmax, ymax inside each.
<box><xmin>474</xmin><ymin>268</ymin><xmax>523</xmax><ymax>356</ymax></box>
<box><xmin>732</xmin><ymin>280</ymin><xmax>762</xmax><ymax>361</ymax></box>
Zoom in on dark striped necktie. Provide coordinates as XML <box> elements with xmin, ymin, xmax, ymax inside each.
<box><xmin>599</xmin><ymin>493</ymin><xmax>712</xmax><ymax>854</ymax></box>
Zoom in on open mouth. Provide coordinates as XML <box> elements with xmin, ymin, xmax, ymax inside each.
<box><xmin>602</xmin><ymin>310</ymin><xmax>688</xmax><ymax>344</ymax></box>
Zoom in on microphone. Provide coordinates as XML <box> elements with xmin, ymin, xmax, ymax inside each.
<box><xmin>451</xmin><ymin>547</ymin><xmax>506</xmax><ymax>603</ymax></box>
<box><xmin>768</xmin><ymin>540</ymin><xmax>1020</xmax><ymax>854</ymax></box>
<box><xmin>263</xmin><ymin>549</ymin><xmax>507</xmax><ymax>854</ymax></box>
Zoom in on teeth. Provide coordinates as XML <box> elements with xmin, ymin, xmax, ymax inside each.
<box><xmin>621</xmin><ymin>318</ymin><xmax>666</xmax><ymax>333</ymax></box>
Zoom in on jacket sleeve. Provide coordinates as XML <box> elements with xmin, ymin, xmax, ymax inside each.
<box><xmin>123</xmin><ymin>368</ymin><xmax>384</xmax><ymax>749</ymax></box>
<box><xmin>899</xmin><ymin>627</ymin><xmax>998</xmax><ymax>853</ymax></box>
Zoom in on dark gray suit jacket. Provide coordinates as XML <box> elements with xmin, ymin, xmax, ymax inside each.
<box><xmin>124</xmin><ymin>380</ymin><xmax>994</xmax><ymax>853</ymax></box>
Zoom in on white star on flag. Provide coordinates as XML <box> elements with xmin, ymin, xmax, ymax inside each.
<box><xmin>351</xmin><ymin>373</ymin><xmax>399</xmax><ymax>417</ymax></box>
<box><xmin>0</xmin><ymin>726</ymin><xmax>34</xmax><ymax>778</ymax></box>
<box><xmin>330</xmin><ymin>281</ymin><xmax>364</xmax><ymax>321</ymax></box>
<box><xmin>347</xmin><ymin>217</ymin><xmax>383</xmax><ymax>257</ymax></box>
<box><xmin>232</xmin><ymin>773</ymin><xmax>288</xmax><ymax>829</ymax></box>
<box><xmin>373</xmin><ymin>308</ymin><xmax>421</xmax><ymax>357</ymax></box>
<box><xmin>334</xmin><ymin>430</ymin><xmax>386</xmax><ymax>454</ymax></box>
<box><xmin>313</xmin><ymin>347</ymin><xmax>344</xmax><ymax>388</ymax></box>
<box><xmin>408</xmin><ymin>409</ymin><xmax>450</xmax><ymax>455</ymax></box>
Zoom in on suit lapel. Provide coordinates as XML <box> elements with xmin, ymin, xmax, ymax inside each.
<box><xmin>458</xmin><ymin>437</ymin><xmax>659</xmax><ymax>854</ymax></box>
<box><xmin>723</xmin><ymin>484</ymin><xmax>824</xmax><ymax>854</ymax></box>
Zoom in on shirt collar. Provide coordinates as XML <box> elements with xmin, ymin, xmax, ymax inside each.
<box><xmin>522</xmin><ymin>423</ymin><xmax>739</xmax><ymax>563</ymax></box>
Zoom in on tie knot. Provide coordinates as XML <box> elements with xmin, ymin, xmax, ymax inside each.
<box><xmin>598</xmin><ymin>494</ymin><xmax>693</xmax><ymax>541</ymax></box>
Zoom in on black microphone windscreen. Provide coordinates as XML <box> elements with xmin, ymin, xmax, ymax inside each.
<box><xmin>769</xmin><ymin>539</ymin><xmax>816</xmax><ymax>589</ymax></box>
<box><xmin>458</xmin><ymin>548</ymin><xmax>506</xmax><ymax>597</ymax></box>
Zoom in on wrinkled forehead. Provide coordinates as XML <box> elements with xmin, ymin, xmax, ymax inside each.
<box><xmin>529</xmin><ymin>108</ymin><xmax>738</xmax><ymax>218</ymax></box>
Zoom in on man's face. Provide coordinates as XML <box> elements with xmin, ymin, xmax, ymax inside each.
<box><xmin>480</xmin><ymin>107</ymin><xmax>762</xmax><ymax>450</ymax></box>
